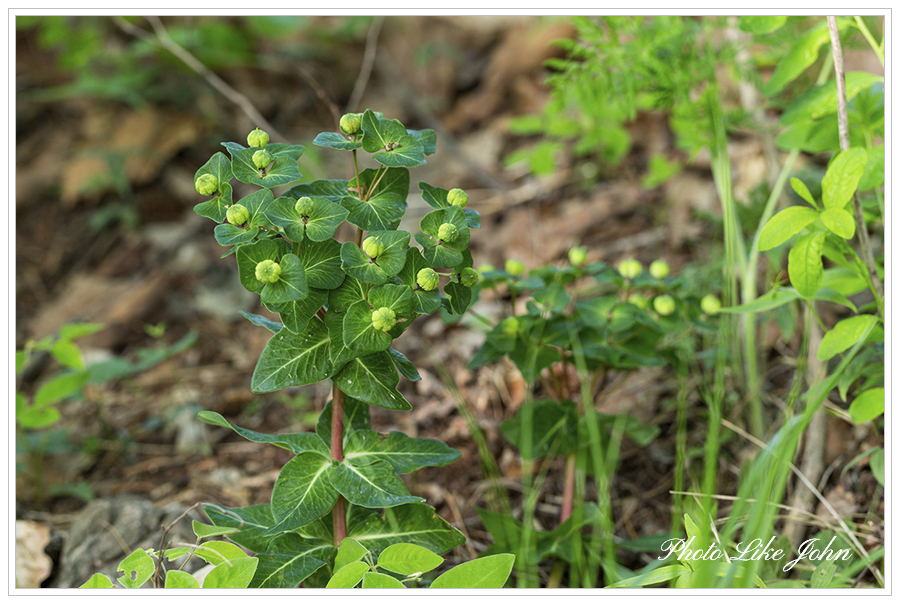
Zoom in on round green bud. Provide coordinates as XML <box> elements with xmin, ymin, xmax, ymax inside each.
<box><xmin>437</xmin><ymin>222</ymin><xmax>458</xmax><ymax>243</ymax></box>
<box><xmin>653</xmin><ymin>294</ymin><xmax>676</xmax><ymax>316</ymax></box>
<box><xmin>627</xmin><ymin>293</ymin><xmax>648</xmax><ymax>309</ymax></box>
<box><xmin>362</xmin><ymin>236</ymin><xmax>386</xmax><ymax>259</ymax></box>
<box><xmin>226</xmin><ymin>204</ymin><xmax>250</xmax><ymax>226</ymax></box>
<box><xmin>478</xmin><ymin>263</ymin><xmax>495</xmax><ymax>275</ymax></box>
<box><xmin>701</xmin><ymin>294</ymin><xmax>722</xmax><ymax>315</ymax></box>
<box><xmin>371</xmin><ymin>306</ymin><xmax>397</xmax><ymax>332</ymax></box>
<box><xmin>447</xmin><ymin>188</ymin><xmax>469</xmax><ymax>208</ymax></box>
<box><xmin>340</xmin><ymin>113</ymin><xmax>362</xmax><ymax>135</ymax></box>
<box><xmin>500</xmin><ymin>316</ymin><xmax>520</xmax><ymax>337</ymax></box>
<box><xmin>649</xmin><ymin>260</ymin><xmax>670</xmax><ymax>279</ymax></box>
<box><xmin>255</xmin><ymin>259</ymin><xmax>282</xmax><ymax>284</ymax></box>
<box><xmin>618</xmin><ymin>258</ymin><xmax>643</xmax><ymax>280</ymax></box>
<box><xmin>460</xmin><ymin>267</ymin><xmax>480</xmax><ymax>288</ymax></box>
<box><xmin>416</xmin><ymin>267</ymin><xmax>439</xmax><ymax>291</ymax></box>
<box><xmin>294</xmin><ymin>196</ymin><xmax>315</xmax><ymax>217</ymax></box>
<box><xmin>252</xmin><ymin>149</ymin><xmax>273</xmax><ymax>170</ymax></box>
<box><xmin>505</xmin><ymin>259</ymin><xmax>525</xmax><ymax>276</ymax></box>
<box><xmin>247</xmin><ymin>128</ymin><xmax>270</xmax><ymax>148</ymax></box>
<box><xmin>194</xmin><ymin>173</ymin><xmax>219</xmax><ymax>196</ymax></box>
<box><xmin>568</xmin><ymin>246</ymin><xmax>587</xmax><ymax>266</ymax></box>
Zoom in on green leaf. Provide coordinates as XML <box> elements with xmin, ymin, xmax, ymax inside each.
<box><xmin>343</xmin><ymin>167</ymin><xmax>410</xmax><ymax>231</ymax></box>
<box><xmin>268</xmin><ymin>451</ymin><xmax>339</xmax><ymax>533</ymax></box>
<box><xmin>818</xmin><ymin>315</ymin><xmax>878</xmax><ymax>361</ymax></box>
<box><xmin>443</xmin><ymin>281</ymin><xmax>473</xmax><ymax>315</ymax></box>
<box><xmin>192</xmin><ymin>520</ymin><xmax>239</xmax><ymax>540</ymax></box>
<box><xmin>858</xmin><ymin>145</ymin><xmax>884</xmax><ymax>190</ymax></box>
<box><xmin>790</xmin><ymin>177</ymin><xmax>818</xmax><ymax>208</ymax></box>
<box><xmin>333</xmin><ymin>537</ymin><xmax>368</xmax><ymax>572</ymax></box>
<box><xmin>374</xmin><ymin>135</ymin><xmax>426</xmax><ymax>168</ymax></box>
<box><xmin>810</xmin><ymin>558</ymin><xmax>837</xmax><ymax>589</ymax></box>
<box><xmin>164</xmin><ymin>570</ymin><xmax>200</xmax><ymax>588</ymax></box>
<box><xmin>312</xmin><ymin>131</ymin><xmax>363</xmax><ymax>151</ymax></box>
<box><xmin>203</xmin><ymin>504</ymin><xmax>276</xmax><ymax>554</ymax></box>
<box><xmin>324</xmin><ymin>310</ymin><xmax>359</xmax><ymax>373</ymax></box>
<box><xmin>758</xmin><ymin>206</ymin><xmax>820</xmax><ymax>250</ymax></box>
<box><xmin>763</xmin><ymin>21</ymin><xmax>832</xmax><ymax>97</ymax></box>
<box><xmin>508</xmin><ymin>336</ymin><xmax>561</xmax><ymax>383</ymax></box>
<box><xmin>117</xmin><ymin>548</ymin><xmax>155</xmax><ymax>588</ymax></box>
<box><xmin>198</xmin><ymin>410</ymin><xmax>328</xmax><ymax>456</ymax></box>
<box><xmin>79</xmin><ymin>573</ymin><xmax>114</xmax><ymax>588</ymax></box>
<box><xmin>326</xmin><ymin>560</ymin><xmax>369</xmax><ymax>588</ymax></box>
<box><xmin>430</xmin><ymin>554</ymin><xmax>515</xmax><ymax>588</ymax></box>
<box><xmin>266</xmin><ymin>143</ymin><xmax>306</xmax><ymax>161</ymax></box>
<box><xmin>58</xmin><ymin>322</ymin><xmax>104</xmax><ymax>341</ymax></box>
<box><xmin>333</xmin><ymin>352</ymin><xmax>412</xmax><ymax>411</ymax></box>
<box><xmin>781</xmin><ymin>72</ymin><xmax>884</xmax><ymax>126</ymax></box>
<box><xmin>418</xmin><ymin>182</ymin><xmax>481</xmax><ymax>229</ymax></box>
<box><xmin>343</xmin><ymin>299</ymin><xmax>393</xmax><ymax>353</ymax></box>
<box><xmin>186</xmin><ymin>541</ymin><xmax>249</xmax><ymax>566</ymax></box>
<box><xmin>397</xmin><ymin>247</ymin><xmax>442</xmax><ymax>314</ymax></box>
<box><xmin>348</xmin><ymin>503</ymin><xmax>465</xmax><ymax>557</ymax></box>
<box><xmin>406</xmin><ymin>127</ymin><xmax>436</xmax><ymax>155</ymax></box>
<box><xmin>739</xmin><ymin>15</ymin><xmax>786</xmax><ymax>34</ymax></box>
<box><xmin>378</xmin><ymin>543</ymin><xmax>443</xmax><ymax>575</ymax></box>
<box><xmin>34</xmin><ymin>371</ymin><xmax>87</xmax><ymax>407</ymax></box>
<box><xmin>193</xmin><ymin>152</ymin><xmax>234</xmax><ymax>222</ymax></box>
<box><xmin>329</xmin><ymin>273</ymin><xmax>369</xmax><ymax>314</ymax></box>
<box><xmin>17</xmin><ymin>404</ymin><xmax>61</xmax><ymax>429</ymax></box>
<box><xmin>418</xmin><ymin>206</ymin><xmax>470</xmax><ymax>268</ymax></box>
<box><xmin>250</xmin><ymin>534</ymin><xmax>335</xmax><ymax>588</ymax></box>
<box><xmin>606</xmin><ymin>564</ymin><xmax>691</xmax><ymax>588</ymax></box>
<box><xmin>202</xmin><ymin>556</ymin><xmax>258</xmax><ymax>589</ymax></box>
<box><xmin>267</xmin><ymin>194</ymin><xmax>349</xmax><ymax>243</ymax></box>
<box><xmin>344</xmin><ymin>430</ymin><xmax>460</xmax><ymax>474</ymax></box>
<box><xmin>258</xmin><ymin>254</ymin><xmax>309</xmax><ymax>306</ymax></box>
<box><xmin>820</xmin><ymin>207</ymin><xmax>855</xmax><ymax>239</ymax></box>
<box><xmin>266</xmin><ymin>288</ymin><xmax>328</xmax><ymax>334</ymax></box>
<box><xmin>297</xmin><ymin>238</ymin><xmax>344</xmax><ymax>290</ymax></box>
<box><xmin>214</xmin><ymin>188</ymin><xmax>274</xmax><ymax>247</ymax></box>
<box><xmin>870</xmin><ymin>448</ymin><xmax>884</xmax><ymax>486</ymax></box>
<box><xmin>50</xmin><ymin>338</ymin><xmax>83</xmax><ymax>370</ymax></box>
<box><xmin>251</xmin><ymin>321</ymin><xmax>332</xmax><ymax>392</ymax></box>
<box><xmin>332</xmin><ymin>459</ymin><xmax>423</xmax><ymax>508</ymax></box>
<box><xmin>822</xmin><ymin>147</ymin><xmax>867</xmax><ymax>209</ymax></box>
<box><xmin>362</xmin><ymin>571</ymin><xmax>406</xmax><ymax>588</ymax></box>
<box><xmin>849</xmin><ymin>388</ymin><xmax>884</xmax><ymax>424</ymax></box>
<box><xmin>340</xmin><ymin>242</ymin><xmax>386</xmax><ymax>285</ymax></box>
<box><xmin>223</xmin><ymin>141</ymin><xmax>303</xmax><ymax>188</ymax></box>
<box><xmin>388</xmin><ymin>348</ymin><xmax>422</xmax><ymax>381</ymax></box>
<box><xmin>235</xmin><ymin>238</ymin><xmax>289</xmax><ymax>294</ymax></box>
<box><xmin>358</xmin><ymin>110</ymin><xmax>425</xmax><ymax>167</ymax></box>
<box><xmin>788</xmin><ymin>231</ymin><xmax>825</xmax><ymax>297</ymax></box>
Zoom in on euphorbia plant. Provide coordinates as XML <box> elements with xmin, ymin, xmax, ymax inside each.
<box><xmin>185</xmin><ymin>111</ymin><xmax>508</xmax><ymax>588</ymax></box>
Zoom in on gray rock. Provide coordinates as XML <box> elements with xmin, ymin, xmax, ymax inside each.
<box><xmin>52</xmin><ymin>495</ymin><xmax>205</xmax><ymax>588</ymax></box>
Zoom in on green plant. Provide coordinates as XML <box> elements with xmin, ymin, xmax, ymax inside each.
<box><xmin>178</xmin><ymin>113</ymin><xmax>512</xmax><ymax>588</ymax></box>
<box><xmin>467</xmin><ymin>253</ymin><xmax>720</xmax><ymax>586</ymax></box>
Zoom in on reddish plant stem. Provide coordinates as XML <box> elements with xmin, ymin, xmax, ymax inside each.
<box><xmin>331</xmin><ymin>383</ymin><xmax>347</xmax><ymax>545</ymax></box>
<box><xmin>561</xmin><ymin>452</ymin><xmax>577</xmax><ymax>523</ymax></box>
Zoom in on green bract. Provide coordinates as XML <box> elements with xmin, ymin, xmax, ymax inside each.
<box><xmin>371</xmin><ymin>306</ymin><xmax>397</xmax><ymax>332</ymax></box>
<box><xmin>226</xmin><ymin>204</ymin><xmax>250</xmax><ymax>226</ymax></box>
<box><xmin>416</xmin><ymin>267</ymin><xmax>439</xmax><ymax>291</ymax></box>
<box><xmin>187</xmin><ymin>110</ymin><xmax>488</xmax><ymax>588</ymax></box>
<box><xmin>255</xmin><ymin>259</ymin><xmax>281</xmax><ymax>283</ymax></box>
<box><xmin>195</xmin><ymin>173</ymin><xmax>219</xmax><ymax>196</ymax></box>
<box><xmin>247</xmin><ymin>128</ymin><xmax>270</xmax><ymax>148</ymax></box>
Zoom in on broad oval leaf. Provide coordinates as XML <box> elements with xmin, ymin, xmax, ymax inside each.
<box><xmin>429</xmin><ymin>554</ymin><xmax>515</xmax><ymax>589</ymax></box>
<box><xmin>198</xmin><ymin>410</ymin><xmax>328</xmax><ymax>455</ymax></box>
<box><xmin>326</xmin><ymin>560</ymin><xmax>369</xmax><ymax>588</ymax></box>
<box><xmin>820</xmin><ymin>207</ymin><xmax>855</xmax><ymax>239</ymax></box>
<box><xmin>739</xmin><ymin>15</ymin><xmax>786</xmax><ymax>34</ymax></box>
<box><xmin>193</xmin><ymin>152</ymin><xmax>234</xmax><ymax>222</ymax></box>
<box><xmin>313</xmin><ymin>131</ymin><xmax>363</xmax><ymax>151</ymax></box>
<box><xmin>790</xmin><ymin>177</ymin><xmax>817</xmax><ymax>208</ymax></box>
<box><xmin>758</xmin><ymin>206</ymin><xmax>819</xmax><ymax>250</ymax></box>
<box><xmin>251</xmin><ymin>321</ymin><xmax>332</xmax><ymax>392</ymax></box>
<box><xmin>849</xmin><ymin>387</ymin><xmax>883</xmax><ymax>424</ymax></box>
<box><xmin>822</xmin><ymin>147</ymin><xmax>867</xmax><ymax>209</ymax></box>
<box><xmin>333</xmin><ymin>352</ymin><xmax>412</xmax><ymax>411</ymax></box>
<box><xmin>347</xmin><ymin>503</ymin><xmax>465</xmax><ymax>557</ymax></box>
<box><xmin>818</xmin><ymin>314</ymin><xmax>878</xmax><ymax>361</ymax></box>
<box><xmin>378</xmin><ymin>543</ymin><xmax>443</xmax><ymax>575</ymax></box>
<box><xmin>117</xmin><ymin>548</ymin><xmax>155</xmax><ymax>588</ymax></box>
<box><xmin>268</xmin><ymin>451</ymin><xmax>338</xmax><ymax>532</ymax></box>
<box><xmin>788</xmin><ymin>231</ymin><xmax>825</xmax><ymax>297</ymax></box>
<box><xmin>202</xmin><ymin>556</ymin><xmax>259</xmax><ymax>589</ymax></box>
<box><xmin>344</xmin><ymin>430</ymin><xmax>461</xmax><ymax>474</ymax></box>
<box><xmin>332</xmin><ymin>459</ymin><xmax>423</xmax><ymax>508</ymax></box>
<box><xmin>362</xmin><ymin>571</ymin><xmax>406</xmax><ymax>588</ymax></box>
<box><xmin>763</xmin><ymin>21</ymin><xmax>832</xmax><ymax>97</ymax></box>
<box><xmin>333</xmin><ymin>537</ymin><xmax>368</xmax><ymax>572</ymax></box>
<box><xmin>164</xmin><ymin>570</ymin><xmax>200</xmax><ymax>589</ymax></box>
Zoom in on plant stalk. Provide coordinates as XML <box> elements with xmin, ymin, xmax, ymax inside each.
<box><xmin>331</xmin><ymin>383</ymin><xmax>347</xmax><ymax>545</ymax></box>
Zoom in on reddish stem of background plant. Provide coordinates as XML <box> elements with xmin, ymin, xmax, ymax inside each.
<box><xmin>331</xmin><ymin>383</ymin><xmax>347</xmax><ymax>545</ymax></box>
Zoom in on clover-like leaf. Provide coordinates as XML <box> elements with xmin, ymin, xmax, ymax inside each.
<box><xmin>342</xmin><ymin>167</ymin><xmax>410</xmax><ymax>232</ymax></box>
<box><xmin>214</xmin><ymin>188</ymin><xmax>275</xmax><ymax>247</ymax></box>
<box><xmin>340</xmin><ymin>230</ymin><xmax>410</xmax><ymax>285</ymax></box>
<box><xmin>258</xmin><ymin>254</ymin><xmax>308</xmax><ymax>305</ymax></box>
<box><xmin>313</xmin><ymin>131</ymin><xmax>363</xmax><ymax>151</ymax></box>
<box><xmin>298</xmin><ymin>238</ymin><xmax>345</xmax><ymax>290</ymax></box>
<box><xmin>193</xmin><ymin>152</ymin><xmax>234</xmax><ymax>222</ymax></box>
<box><xmin>406</xmin><ymin>128</ymin><xmax>436</xmax><ymax>155</ymax></box>
<box><xmin>419</xmin><ymin>182</ymin><xmax>481</xmax><ymax>228</ymax></box>
<box><xmin>396</xmin><ymin>248</ymin><xmax>442</xmax><ymax>314</ymax></box>
<box><xmin>266</xmin><ymin>288</ymin><xmax>328</xmax><ymax>334</ymax></box>
<box><xmin>417</xmin><ymin>206</ymin><xmax>469</xmax><ymax>268</ymax></box>
<box><xmin>267</xmin><ymin>195</ymin><xmax>349</xmax><ymax>243</ymax></box>
<box><xmin>236</xmin><ymin>238</ymin><xmax>291</xmax><ymax>293</ymax></box>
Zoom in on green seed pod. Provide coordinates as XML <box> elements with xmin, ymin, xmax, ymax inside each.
<box><xmin>194</xmin><ymin>173</ymin><xmax>219</xmax><ymax>196</ymax></box>
<box><xmin>416</xmin><ymin>268</ymin><xmax>439</xmax><ymax>291</ymax></box>
<box><xmin>447</xmin><ymin>188</ymin><xmax>469</xmax><ymax>208</ymax></box>
<box><xmin>255</xmin><ymin>259</ymin><xmax>282</xmax><ymax>284</ymax></box>
<box><xmin>437</xmin><ymin>222</ymin><xmax>458</xmax><ymax>243</ymax></box>
<box><xmin>649</xmin><ymin>260</ymin><xmax>670</xmax><ymax>279</ymax></box>
<box><xmin>340</xmin><ymin>113</ymin><xmax>362</xmax><ymax>135</ymax></box>
<box><xmin>628</xmin><ymin>293</ymin><xmax>648</xmax><ymax>309</ymax></box>
<box><xmin>500</xmin><ymin>316</ymin><xmax>520</xmax><ymax>337</ymax></box>
<box><xmin>653</xmin><ymin>294</ymin><xmax>676</xmax><ymax>316</ymax></box>
<box><xmin>371</xmin><ymin>306</ymin><xmax>397</xmax><ymax>332</ymax></box>
<box><xmin>247</xmin><ymin>128</ymin><xmax>270</xmax><ymax>148</ymax></box>
<box><xmin>252</xmin><ymin>150</ymin><xmax>273</xmax><ymax>170</ymax></box>
<box><xmin>505</xmin><ymin>259</ymin><xmax>525</xmax><ymax>277</ymax></box>
<box><xmin>226</xmin><ymin>204</ymin><xmax>250</xmax><ymax>226</ymax></box>
<box><xmin>362</xmin><ymin>236</ymin><xmax>386</xmax><ymax>259</ymax></box>
<box><xmin>294</xmin><ymin>196</ymin><xmax>315</xmax><ymax>217</ymax></box>
<box><xmin>568</xmin><ymin>246</ymin><xmax>587</xmax><ymax>266</ymax></box>
<box><xmin>460</xmin><ymin>267</ymin><xmax>480</xmax><ymax>288</ymax></box>
<box><xmin>701</xmin><ymin>294</ymin><xmax>722</xmax><ymax>315</ymax></box>
<box><xmin>618</xmin><ymin>258</ymin><xmax>642</xmax><ymax>280</ymax></box>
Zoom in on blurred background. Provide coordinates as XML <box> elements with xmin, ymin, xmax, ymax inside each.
<box><xmin>14</xmin><ymin>14</ymin><xmax>884</xmax><ymax>588</ymax></box>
